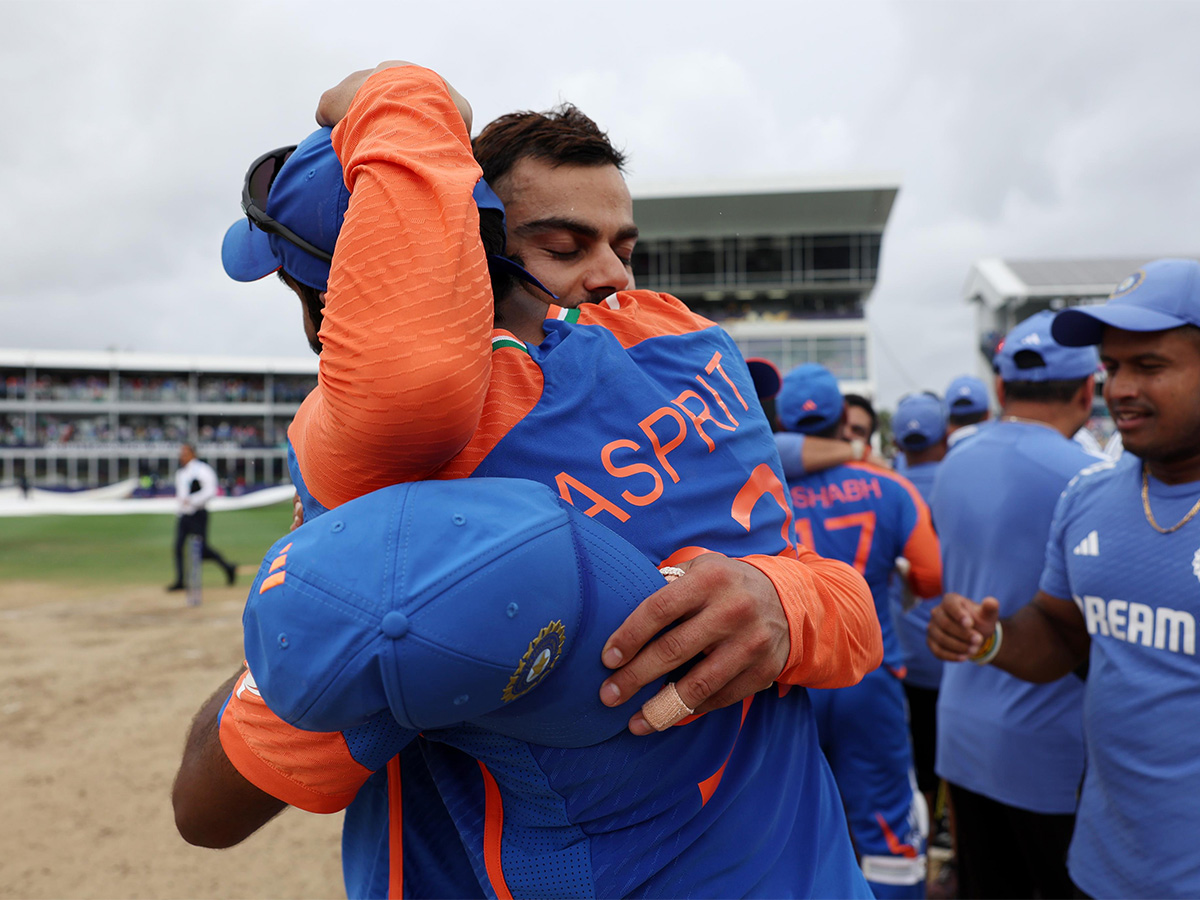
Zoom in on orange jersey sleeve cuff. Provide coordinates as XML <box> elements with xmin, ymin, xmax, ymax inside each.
<box><xmin>743</xmin><ymin>548</ymin><xmax>882</xmax><ymax>688</ymax></box>
<box><xmin>218</xmin><ymin>669</ymin><xmax>372</xmax><ymax>814</ymax></box>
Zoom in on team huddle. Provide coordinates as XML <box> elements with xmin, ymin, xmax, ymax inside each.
<box><xmin>171</xmin><ymin>61</ymin><xmax>1200</xmax><ymax>900</ymax></box>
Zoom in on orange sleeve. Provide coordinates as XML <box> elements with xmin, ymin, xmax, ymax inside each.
<box><xmin>743</xmin><ymin>547</ymin><xmax>883</xmax><ymax>689</ymax></box>
<box><xmin>218</xmin><ymin>668</ymin><xmax>374</xmax><ymax>814</ymax></box>
<box><xmin>901</xmin><ymin>498</ymin><xmax>943</xmax><ymax>599</ymax></box>
<box><xmin>288</xmin><ymin>65</ymin><xmax>494</xmax><ymax>510</ymax></box>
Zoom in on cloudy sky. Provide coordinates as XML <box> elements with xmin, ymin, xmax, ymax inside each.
<box><xmin>2</xmin><ymin>0</ymin><xmax>1197</xmax><ymax>407</ymax></box>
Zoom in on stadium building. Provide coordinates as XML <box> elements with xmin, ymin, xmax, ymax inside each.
<box><xmin>3</xmin><ymin>176</ymin><xmax>900</xmax><ymax>490</ymax></box>
<box><xmin>0</xmin><ymin>349</ymin><xmax>316</xmax><ymax>491</ymax></box>
<box><xmin>631</xmin><ymin>175</ymin><xmax>899</xmax><ymax>398</ymax></box>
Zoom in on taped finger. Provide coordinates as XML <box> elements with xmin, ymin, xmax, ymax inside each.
<box><xmin>640</xmin><ymin>682</ymin><xmax>694</xmax><ymax>731</ymax></box>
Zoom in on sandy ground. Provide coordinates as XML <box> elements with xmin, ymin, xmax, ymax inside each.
<box><xmin>0</xmin><ymin>579</ymin><xmax>345</xmax><ymax>900</ymax></box>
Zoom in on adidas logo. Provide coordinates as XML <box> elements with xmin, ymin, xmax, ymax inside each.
<box><xmin>1072</xmin><ymin>530</ymin><xmax>1099</xmax><ymax>557</ymax></box>
<box><xmin>1020</xmin><ymin>332</ymin><xmax>1043</xmax><ymax>346</ymax></box>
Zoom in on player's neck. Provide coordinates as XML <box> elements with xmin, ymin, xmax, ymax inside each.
<box><xmin>999</xmin><ymin>401</ymin><xmax>1079</xmax><ymax>440</ymax></box>
<box><xmin>1144</xmin><ymin>450</ymin><xmax>1200</xmax><ymax>487</ymax></box>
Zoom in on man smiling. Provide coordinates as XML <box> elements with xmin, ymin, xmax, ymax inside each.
<box><xmin>928</xmin><ymin>258</ymin><xmax>1200</xmax><ymax>899</ymax></box>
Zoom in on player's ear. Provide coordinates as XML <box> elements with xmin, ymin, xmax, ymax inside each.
<box><xmin>993</xmin><ymin>374</ymin><xmax>1006</xmax><ymax>407</ymax></box>
<box><xmin>1076</xmin><ymin>373</ymin><xmax>1096</xmax><ymax>411</ymax></box>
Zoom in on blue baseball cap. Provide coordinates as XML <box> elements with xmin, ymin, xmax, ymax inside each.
<box><xmin>1052</xmin><ymin>258</ymin><xmax>1200</xmax><ymax>346</ymax></box>
<box><xmin>777</xmin><ymin>363</ymin><xmax>844</xmax><ymax>434</ymax></box>
<box><xmin>993</xmin><ymin>310</ymin><xmax>1099</xmax><ymax>383</ymax></box>
<box><xmin>242</xmin><ymin>478</ymin><xmax>666</xmax><ymax>748</ymax></box>
<box><xmin>944</xmin><ymin>375</ymin><xmax>989</xmax><ymax>418</ymax></box>
<box><xmin>222</xmin><ymin>128</ymin><xmax>552</xmax><ymax>297</ymax></box>
<box><xmin>222</xmin><ymin>128</ymin><xmax>348</xmax><ymax>293</ymax></box>
<box><xmin>746</xmin><ymin>357</ymin><xmax>782</xmax><ymax>400</ymax></box>
<box><xmin>894</xmin><ymin>393</ymin><xmax>946</xmax><ymax>452</ymax></box>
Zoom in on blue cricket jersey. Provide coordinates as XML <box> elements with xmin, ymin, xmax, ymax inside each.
<box><xmin>1041</xmin><ymin>455</ymin><xmax>1200</xmax><ymax>899</ymax></box>
<box><xmin>930</xmin><ymin>420</ymin><xmax>1092</xmax><ymax>814</ymax></box>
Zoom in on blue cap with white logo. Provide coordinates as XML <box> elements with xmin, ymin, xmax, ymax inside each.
<box><xmin>894</xmin><ymin>393</ymin><xmax>947</xmax><ymax>452</ymax></box>
<box><xmin>777</xmin><ymin>363</ymin><xmax>844</xmax><ymax>434</ymax></box>
<box><xmin>944</xmin><ymin>375</ymin><xmax>989</xmax><ymax>418</ymax></box>
<box><xmin>994</xmin><ymin>310</ymin><xmax>1099</xmax><ymax>382</ymax></box>
<box><xmin>1051</xmin><ymin>258</ymin><xmax>1200</xmax><ymax>346</ymax></box>
<box><xmin>241</xmin><ymin>478</ymin><xmax>666</xmax><ymax>748</ymax></box>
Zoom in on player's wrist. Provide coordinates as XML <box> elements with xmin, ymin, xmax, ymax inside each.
<box><xmin>849</xmin><ymin>438</ymin><xmax>867</xmax><ymax>461</ymax></box>
<box><xmin>970</xmin><ymin>621</ymin><xmax>1003</xmax><ymax>665</ymax></box>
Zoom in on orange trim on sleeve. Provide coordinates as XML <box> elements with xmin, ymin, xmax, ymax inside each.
<box><xmin>218</xmin><ymin>669</ymin><xmax>373</xmax><ymax>814</ymax></box>
<box><xmin>846</xmin><ymin>462</ymin><xmax>943</xmax><ymax>598</ymax></box>
<box><xmin>288</xmin><ymin>65</ymin><xmax>494</xmax><ymax>510</ymax></box>
<box><xmin>387</xmin><ymin>757</ymin><xmax>403</xmax><ymax>900</ymax></box>
<box><xmin>477</xmin><ymin>762</ymin><xmax>515</xmax><ymax>900</ymax></box>
<box><xmin>745</xmin><ymin>547</ymin><xmax>882</xmax><ymax>689</ymax></box>
<box><xmin>697</xmin><ymin>696</ymin><xmax>754</xmax><ymax>807</ymax></box>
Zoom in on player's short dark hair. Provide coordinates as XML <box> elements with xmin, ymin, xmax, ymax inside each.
<box><xmin>843</xmin><ymin>393</ymin><xmax>877</xmax><ymax>436</ymax></box>
<box><xmin>472</xmin><ymin>104</ymin><xmax>627</xmax><ymax>188</ymax></box>
<box><xmin>1002</xmin><ymin>377</ymin><xmax>1090</xmax><ymax>404</ymax></box>
<box><xmin>948</xmin><ymin>410</ymin><xmax>988</xmax><ymax>427</ymax></box>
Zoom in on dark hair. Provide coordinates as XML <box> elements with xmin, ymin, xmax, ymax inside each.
<box><xmin>472</xmin><ymin>104</ymin><xmax>627</xmax><ymax>188</ymax></box>
<box><xmin>1003</xmin><ymin>377</ymin><xmax>1090</xmax><ymax>404</ymax></box>
<box><xmin>478</xmin><ymin>206</ymin><xmax>514</xmax><ymax>306</ymax></box>
<box><xmin>843</xmin><ymin>393</ymin><xmax>878</xmax><ymax>436</ymax></box>
<box><xmin>278</xmin><ymin>271</ymin><xmax>327</xmax><ymax>355</ymax></box>
<box><xmin>948</xmin><ymin>410</ymin><xmax>988</xmax><ymax>427</ymax></box>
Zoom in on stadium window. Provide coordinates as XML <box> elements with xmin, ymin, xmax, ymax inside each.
<box><xmin>812</xmin><ymin>235</ymin><xmax>853</xmax><ymax>281</ymax></box>
<box><xmin>677</xmin><ymin>239</ymin><xmax>719</xmax><ymax>286</ymax></box>
<box><xmin>745</xmin><ymin>237</ymin><xmax>785</xmax><ymax>284</ymax></box>
<box><xmin>630</xmin><ymin>243</ymin><xmax>653</xmax><ymax>284</ymax></box>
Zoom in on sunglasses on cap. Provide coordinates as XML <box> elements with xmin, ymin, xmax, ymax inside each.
<box><xmin>241</xmin><ymin>146</ymin><xmax>333</xmax><ymax>263</ymax></box>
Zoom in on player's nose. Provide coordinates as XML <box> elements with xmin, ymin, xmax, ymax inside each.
<box><xmin>583</xmin><ymin>248</ymin><xmax>633</xmax><ymax>296</ymax></box>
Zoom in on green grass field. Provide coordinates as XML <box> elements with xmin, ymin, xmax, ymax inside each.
<box><xmin>0</xmin><ymin>503</ymin><xmax>296</xmax><ymax>586</ymax></box>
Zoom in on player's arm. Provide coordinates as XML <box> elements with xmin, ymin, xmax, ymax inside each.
<box><xmin>288</xmin><ymin>64</ymin><xmax>494</xmax><ymax>509</ymax></box>
<box><xmin>927</xmin><ymin>590</ymin><xmax>1089</xmax><ymax>683</ymax></box>
<box><xmin>898</xmin><ymin>490</ymin><xmax>942</xmax><ymax>599</ymax></box>
<box><xmin>599</xmin><ymin>547</ymin><xmax>880</xmax><ymax>735</ymax></box>
<box><xmin>175</xmin><ymin>666</ymin><xmax>402</xmax><ymax>847</ymax></box>
<box><xmin>173</xmin><ymin>671</ymin><xmax>286</xmax><ymax>848</ymax></box>
<box><xmin>775</xmin><ymin>433</ymin><xmax>872</xmax><ymax>480</ymax></box>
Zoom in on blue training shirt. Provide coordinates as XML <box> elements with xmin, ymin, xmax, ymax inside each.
<box><xmin>930</xmin><ymin>420</ymin><xmax>1092</xmax><ymax>814</ymax></box>
<box><xmin>1041</xmin><ymin>455</ymin><xmax>1200</xmax><ymax>899</ymax></box>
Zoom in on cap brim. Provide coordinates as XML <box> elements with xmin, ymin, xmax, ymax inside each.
<box><xmin>1053</xmin><ymin>304</ymin><xmax>1188</xmax><ymax>346</ymax></box>
<box><xmin>222</xmin><ymin>219</ymin><xmax>281</xmax><ymax>283</ymax></box>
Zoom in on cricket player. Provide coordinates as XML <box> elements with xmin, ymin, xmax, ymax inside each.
<box><xmin>929</xmin><ymin>258</ymin><xmax>1200</xmax><ymax>899</ymax></box>
<box><xmin>776</xmin><ymin>363</ymin><xmax>943</xmax><ymax>899</ymax></box>
<box><xmin>176</xmin><ymin>63</ymin><xmax>881</xmax><ymax>898</ymax></box>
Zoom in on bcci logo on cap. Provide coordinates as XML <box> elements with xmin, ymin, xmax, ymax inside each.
<box><xmin>502</xmin><ymin>620</ymin><xmax>566</xmax><ymax>703</ymax></box>
<box><xmin>1111</xmin><ymin>270</ymin><xmax>1145</xmax><ymax>298</ymax></box>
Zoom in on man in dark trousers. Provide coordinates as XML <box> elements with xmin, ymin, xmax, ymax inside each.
<box><xmin>168</xmin><ymin>443</ymin><xmax>235</xmax><ymax>590</ymax></box>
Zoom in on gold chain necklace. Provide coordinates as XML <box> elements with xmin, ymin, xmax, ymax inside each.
<box><xmin>1141</xmin><ymin>463</ymin><xmax>1200</xmax><ymax>534</ymax></box>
